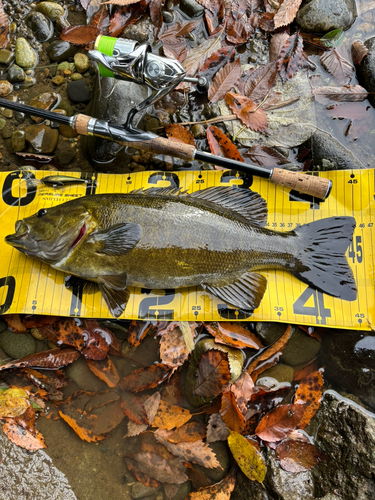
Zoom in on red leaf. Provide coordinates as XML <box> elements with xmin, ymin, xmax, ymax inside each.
<box><xmin>89</xmin><ymin>5</ymin><xmax>110</xmax><ymax>33</ymax></box>
<box><xmin>245</xmin><ymin>145</ymin><xmax>289</xmax><ymax>168</ymax></box>
<box><xmin>351</xmin><ymin>40</ymin><xmax>369</xmax><ymax>65</ymax></box>
<box><xmin>294</xmin><ymin>369</ymin><xmax>324</xmax><ymax>428</ymax></box>
<box><xmin>206</xmin><ymin>125</ymin><xmax>244</xmax><ymax>162</ymax></box>
<box><xmin>273</xmin><ymin>0</ymin><xmax>302</xmax><ymax>29</ymax></box>
<box><xmin>276</xmin><ymin>439</ymin><xmax>327</xmax><ymax>472</ymax></box>
<box><xmin>208</xmin><ymin>59</ymin><xmax>242</xmax><ymax>103</ymax></box>
<box><xmin>226</xmin><ymin>18</ymin><xmax>253</xmax><ymax>45</ymax></box>
<box><xmin>225</xmin><ymin>92</ymin><xmax>268</xmax><ymax>132</ymax></box>
<box><xmin>277</xmin><ymin>33</ymin><xmax>304</xmax><ymax>83</ymax></box>
<box><xmin>255</xmin><ymin>403</ymin><xmax>306</xmax><ymax>442</ymax></box>
<box><xmin>198</xmin><ymin>46</ymin><xmax>235</xmax><ymax>80</ymax></box>
<box><xmin>194</xmin><ymin>350</ymin><xmax>231</xmax><ymax>398</ymax></box>
<box><xmin>121</xmin><ymin>391</ymin><xmax>148</xmax><ymax>425</ymax></box>
<box><xmin>119</xmin><ymin>363</ymin><xmax>171</xmax><ymax>392</ymax></box>
<box><xmin>149</xmin><ymin>0</ymin><xmax>164</xmax><ymax>33</ymax></box>
<box><xmin>204</xmin><ymin>322</ymin><xmax>263</xmax><ymax>350</ymax></box>
<box><xmin>220</xmin><ymin>391</ymin><xmax>245</xmax><ymax>433</ymax></box>
<box><xmin>312</xmin><ymin>84</ymin><xmax>369</xmax><ymax>102</ymax></box>
<box><xmin>79</xmin><ymin>319</ymin><xmax>112</xmax><ymax>360</ymax></box>
<box><xmin>160</xmin><ymin>19</ymin><xmax>201</xmax><ymax>39</ymax></box>
<box><xmin>39</xmin><ymin>318</ymin><xmax>84</xmax><ymax>350</ymax></box>
<box><xmin>128</xmin><ymin>321</ymin><xmax>153</xmax><ymax>347</ymax></box>
<box><xmin>108</xmin><ymin>0</ymin><xmax>148</xmax><ymax>37</ymax></box>
<box><xmin>0</xmin><ymin>348</ymin><xmax>80</xmax><ymax>371</ymax></box>
<box><xmin>4</xmin><ymin>314</ymin><xmax>26</xmax><ymax>333</ymax></box>
<box><xmin>162</xmin><ymin>37</ymin><xmax>187</xmax><ymax>62</ymax></box>
<box><xmin>60</xmin><ymin>25</ymin><xmax>100</xmax><ymax>45</ymax></box>
<box><xmin>320</xmin><ymin>48</ymin><xmax>355</xmax><ymax>85</ymax></box>
<box><xmin>240</xmin><ymin>61</ymin><xmax>278</xmax><ymax>101</ymax></box>
<box><xmin>205</xmin><ymin>0</ymin><xmax>225</xmax><ymax>35</ymax></box>
<box><xmin>165</xmin><ymin>124</ymin><xmax>196</xmax><ymax>146</ymax></box>
<box><xmin>86</xmin><ymin>356</ymin><xmax>120</xmax><ymax>387</ymax></box>
<box><xmin>0</xmin><ymin>0</ymin><xmax>9</xmax><ymax>49</ymax></box>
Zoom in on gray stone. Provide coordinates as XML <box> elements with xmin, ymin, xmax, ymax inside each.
<box><xmin>73</xmin><ymin>53</ymin><xmax>89</xmax><ymax>74</ymax></box>
<box><xmin>131</xmin><ymin>482</ymin><xmax>160</xmax><ymax>499</ymax></box>
<box><xmin>57</xmin><ymin>146</ymin><xmax>76</xmax><ymax>166</ymax></box>
<box><xmin>257</xmin><ymin>363</ymin><xmax>294</xmax><ymax>384</ymax></box>
<box><xmin>296</xmin><ymin>0</ymin><xmax>357</xmax><ymax>33</ymax></box>
<box><xmin>47</xmin><ymin>40</ymin><xmax>77</xmax><ymax>63</ymax></box>
<box><xmin>122</xmin><ymin>23</ymin><xmax>151</xmax><ymax>44</ymax></box>
<box><xmin>0</xmin><ymin>320</ymin><xmax>7</xmax><ymax>333</ymax></box>
<box><xmin>67</xmin><ymin>80</ymin><xmax>92</xmax><ymax>103</ymax></box>
<box><xmin>25</xmin><ymin>11</ymin><xmax>54</xmax><ymax>42</ymax></box>
<box><xmin>162</xmin><ymin>10</ymin><xmax>174</xmax><ymax>23</ymax></box>
<box><xmin>194</xmin><ymin>441</ymin><xmax>230</xmax><ymax>484</ymax></box>
<box><xmin>15</xmin><ymin>38</ymin><xmax>36</xmax><ymax>69</ymax></box>
<box><xmin>0</xmin><ymin>49</ymin><xmax>14</xmax><ymax>65</ymax></box>
<box><xmin>65</xmin><ymin>356</ymin><xmax>106</xmax><ymax>392</ymax></box>
<box><xmin>57</xmin><ymin>61</ymin><xmax>75</xmax><ymax>73</ymax></box>
<box><xmin>0</xmin><ymin>117</ymin><xmax>6</xmax><ymax>130</ymax></box>
<box><xmin>357</xmin><ymin>37</ymin><xmax>375</xmax><ymax>108</ymax></box>
<box><xmin>0</xmin><ymin>330</ymin><xmax>36</xmax><ymax>359</ymax></box>
<box><xmin>180</xmin><ymin>0</ymin><xmax>204</xmax><ymax>18</ymax></box>
<box><xmin>172</xmin><ymin>481</ymin><xmax>191</xmax><ymax>500</ymax></box>
<box><xmin>11</xmin><ymin>130</ymin><xmax>26</xmax><ymax>152</ymax></box>
<box><xmin>309</xmin><ymin>129</ymin><xmax>365</xmax><ymax>170</ymax></box>
<box><xmin>7</xmin><ymin>64</ymin><xmax>25</xmax><ymax>83</ymax></box>
<box><xmin>25</xmin><ymin>124</ymin><xmax>59</xmax><ymax>153</ymax></box>
<box><xmin>57</xmin><ymin>99</ymin><xmax>74</xmax><ymax>116</ymax></box>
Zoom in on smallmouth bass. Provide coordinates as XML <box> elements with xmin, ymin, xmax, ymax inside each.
<box><xmin>5</xmin><ymin>186</ymin><xmax>357</xmax><ymax>317</ymax></box>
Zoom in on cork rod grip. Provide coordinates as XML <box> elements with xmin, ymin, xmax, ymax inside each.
<box><xmin>75</xmin><ymin>114</ymin><xmax>91</xmax><ymax>135</ymax></box>
<box><xmin>270</xmin><ymin>168</ymin><xmax>332</xmax><ymax>200</ymax></box>
<box><xmin>120</xmin><ymin>136</ymin><xmax>195</xmax><ymax>161</ymax></box>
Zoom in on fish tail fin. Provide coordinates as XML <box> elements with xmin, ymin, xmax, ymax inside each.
<box><xmin>291</xmin><ymin>217</ymin><xmax>357</xmax><ymax>301</ymax></box>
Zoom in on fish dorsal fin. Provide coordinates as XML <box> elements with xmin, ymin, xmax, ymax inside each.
<box><xmin>190</xmin><ymin>187</ymin><xmax>268</xmax><ymax>227</ymax></box>
<box><xmin>202</xmin><ymin>271</ymin><xmax>267</xmax><ymax>311</ymax></box>
<box><xmin>129</xmin><ymin>187</ymin><xmax>187</xmax><ymax>197</ymax></box>
<box><xmin>98</xmin><ymin>283</ymin><xmax>130</xmax><ymax>318</ymax></box>
<box><xmin>98</xmin><ymin>271</ymin><xmax>128</xmax><ymax>291</ymax></box>
<box><xmin>89</xmin><ymin>222</ymin><xmax>142</xmax><ymax>256</ymax></box>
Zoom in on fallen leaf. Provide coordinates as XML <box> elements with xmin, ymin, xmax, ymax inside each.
<box><xmin>312</xmin><ymin>84</ymin><xmax>369</xmax><ymax>102</ymax></box>
<box><xmin>128</xmin><ymin>320</ymin><xmax>153</xmax><ymax>347</ymax></box>
<box><xmin>165</xmin><ymin>124</ymin><xmax>196</xmax><ymax>146</ymax></box>
<box><xmin>226</xmin><ymin>18</ymin><xmax>252</xmax><ymax>45</ymax></box>
<box><xmin>293</xmin><ymin>358</ymin><xmax>319</xmax><ymax>381</ymax></box>
<box><xmin>155</xmin><ymin>428</ymin><xmax>221</xmax><ymax>468</ymax></box>
<box><xmin>162</xmin><ymin>36</ymin><xmax>188</xmax><ymax>62</ymax></box>
<box><xmin>320</xmin><ymin>48</ymin><xmax>355</xmax><ymax>84</ymax></box>
<box><xmin>125</xmin><ymin>457</ymin><xmax>161</xmax><ymax>488</ymax></box>
<box><xmin>60</xmin><ymin>25</ymin><xmax>100</xmax><ymax>45</ymax></box>
<box><xmin>119</xmin><ymin>363</ymin><xmax>171</xmax><ymax>392</ymax></box>
<box><xmin>207</xmin><ymin>125</ymin><xmax>244</xmax><ymax>162</ymax></box>
<box><xmin>255</xmin><ymin>403</ymin><xmax>306</xmax><ymax>442</ymax></box>
<box><xmin>160</xmin><ymin>372</ymin><xmax>185</xmax><ymax>407</ymax></box>
<box><xmin>0</xmin><ymin>0</ymin><xmax>9</xmax><ymax>49</ymax></box>
<box><xmin>187</xmin><ymin>467</ymin><xmax>236</xmax><ymax>499</ymax></box>
<box><xmin>80</xmin><ymin>319</ymin><xmax>115</xmax><ymax>360</ymax></box>
<box><xmin>231</xmin><ymin>372</ymin><xmax>254</xmax><ymax>416</ymax></box>
<box><xmin>0</xmin><ymin>348</ymin><xmax>80</xmax><ymax>371</ymax></box>
<box><xmin>131</xmin><ymin>451</ymin><xmax>188</xmax><ymax>483</ymax></box>
<box><xmin>294</xmin><ymin>369</ymin><xmax>324</xmax><ymax>428</ymax></box>
<box><xmin>273</xmin><ymin>0</ymin><xmax>302</xmax><ymax>28</ymax></box>
<box><xmin>3</xmin><ymin>314</ymin><xmax>26</xmax><ymax>333</ymax></box>
<box><xmin>89</xmin><ymin>5</ymin><xmax>110</xmax><ymax>32</ymax></box>
<box><xmin>109</xmin><ymin>0</ymin><xmax>148</xmax><ymax>37</ymax></box>
<box><xmin>184</xmin><ymin>33</ymin><xmax>223</xmax><ymax>76</ymax></box>
<box><xmin>0</xmin><ymin>387</ymin><xmax>29</xmax><ymax>418</ymax></box>
<box><xmin>198</xmin><ymin>46</ymin><xmax>235</xmax><ymax>80</ymax></box>
<box><xmin>320</xmin><ymin>28</ymin><xmax>344</xmax><ymax>49</ymax></box>
<box><xmin>245</xmin><ymin>145</ymin><xmax>290</xmax><ymax>168</ymax></box>
<box><xmin>126</xmin><ymin>392</ymin><xmax>161</xmax><ymax>436</ymax></box>
<box><xmin>204</xmin><ymin>322</ymin><xmax>263</xmax><ymax>350</ymax></box>
<box><xmin>228</xmin><ymin>431</ymin><xmax>266</xmax><ymax>482</ymax></box>
<box><xmin>225</xmin><ymin>92</ymin><xmax>268</xmax><ymax>132</ymax></box>
<box><xmin>240</xmin><ymin>61</ymin><xmax>278</xmax><ymax>101</ymax></box>
<box><xmin>121</xmin><ymin>391</ymin><xmax>148</xmax><ymax>425</ymax></box>
<box><xmin>186</xmin><ymin>462</ymin><xmax>213</xmax><ymax>489</ymax></box>
<box><xmin>276</xmin><ymin>439</ymin><xmax>327</xmax><ymax>472</ymax></box>
<box><xmin>206</xmin><ymin>412</ymin><xmax>229</xmax><ymax>442</ymax></box>
<box><xmin>208</xmin><ymin>59</ymin><xmax>241</xmax><ymax>103</ymax></box>
<box><xmin>179</xmin><ymin>321</ymin><xmax>197</xmax><ymax>353</ymax></box>
<box><xmin>24</xmin><ymin>368</ymin><xmax>66</xmax><ymax>401</ymax></box>
<box><xmin>149</xmin><ymin>0</ymin><xmax>163</xmax><ymax>34</ymax></box>
<box><xmin>152</xmin><ymin>400</ymin><xmax>192</xmax><ymax>430</ymax></box>
<box><xmin>86</xmin><ymin>356</ymin><xmax>119</xmax><ymax>387</ymax></box>
<box><xmin>167</xmin><ymin>421</ymin><xmax>207</xmax><ymax>443</ymax></box>
<box><xmin>22</xmin><ymin>315</ymin><xmax>60</xmax><ymax>328</ymax></box>
<box><xmin>194</xmin><ymin>350</ymin><xmax>231</xmax><ymax>398</ymax></box>
<box><xmin>2</xmin><ymin>421</ymin><xmax>46</xmax><ymax>450</ymax></box>
<box><xmin>104</xmin><ymin>0</ymin><xmax>141</xmax><ymax>4</ymax></box>
<box><xmin>269</xmin><ymin>32</ymin><xmax>290</xmax><ymax>62</ymax></box>
<box><xmin>277</xmin><ymin>32</ymin><xmax>304</xmax><ymax>83</ymax></box>
<box><xmin>205</xmin><ymin>0</ymin><xmax>225</xmax><ymax>35</ymax></box>
<box><xmin>160</xmin><ymin>19</ymin><xmax>201</xmax><ymax>39</ymax></box>
<box><xmin>351</xmin><ymin>40</ymin><xmax>369</xmax><ymax>65</ymax></box>
<box><xmin>220</xmin><ymin>390</ymin><xmax>245</xmax><ymax>433</ymax></box>
<box><xmin>38</xmin><ymin>318</ymin><xmax>84</xmax><ymax>351</ymax></box>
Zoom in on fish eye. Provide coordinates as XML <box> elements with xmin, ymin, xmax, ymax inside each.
<box><xmin>37</xmin><ymin>209</ymin><xmax>48</xmax><ymax>218</ymax></box>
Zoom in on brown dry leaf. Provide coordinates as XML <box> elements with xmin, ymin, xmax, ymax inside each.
<box><xmin>2</xmin><ymin>421</ymin><xmax>46</xmax><ymax>450</ymax></box>
<box><xmin>184</xmin><ymin>33</ymin><xmax>223</xmax><ymax>76</ymax></box>
<box><xmin>206</xmin><ymin>412</ymin><xmax>230</xmax><ymax>442</ymax></box>
<box><xmin>351</xmin><ymin>40</ymin><xmax>369</xmax><ymax>65</ymax></box>
<box><xmin>39</xmin><ymin>318</ymin><xmax>84</xmax><ymax>350</ymax></box>
<box><xmin>119</xmin><ymin>363</ymin><xmax>171</xmax><ymax>392</ymax></box>
<box><xmin>160</xmin><ymin>19</ymin><xmax>201</xmax><ymax>39</ymax></box>
<box><xmin>276</xmin><ymin>439</ymin><xmax>327</xmax><ymax>472</ymax></box>
<box><xmin>86</xmin><ymin>356</ymin><xmax>119</xmax><ymax>387</ymax></box>
<box><xmin>155</xmin><ymin>428</ymin><xmax>221</xmax><ymax>468</ymax></box>
<box><xmin>24</xmin><ymin>368</ymin><xmax>66</xmax><ymax>401</ymax></box>
<box><xmin>206</xmin><ymin>125</ymin><xmax>244</xmax><ymax>162</ymax></box>
<box><xmin>204</xmin><ymin>322</ymin><xmax>263</xmax><ymax>350</ymax></box>
<box><xmin>4</xmin><ymin>314</ymin><xmax>26</xmax><ymax>333</ymax></box>
<box><xmin>121</xmin><ymin>391</ymin><xmax>148</xmax><ymax>425</ymax></box>
<box><xmin>165</xmin><ymin>124</ymin><xmax>196</xmax><ymax>146</ymax></box>
<box><xmin>225</xmin><ymin>92</ymin><xmax>268</xmax><ymax>132</ymax></box>
<box><xmin>127</xmin><ymin>321</ymin><xmax>153</xmax><ymax>347</ymax></box>
<box><xmin>320</xmin><ymin>48</ymin><xmax>355</xmax><ymax>84</ymax></box>
<box><xmin>240</xmin><ymin>61</ymin><xmax>278</xmax><ymax>101</ymax></box>
<box><xmin>277</xmin><ymin>32</ymin><xmax>304</xmax><ymax>83</ymax></box>
<box><xmin>89</xmin><ymin>5</ymin><xmax>110</xmax><ymax>33</ymax></box>
<box><xmin>167</xmin><ymin>421</ymin><xmax>207</xmax><ymax>443</ymax></box>
<box><xmin>293</xmin><ymin>358</ymin><xmax>319</xmax><ymax>381</ymax></box>
<box><xmin>294</xmin><ymin>369</ymin><xmax>324</xmax><ymax>429</ymax></box>
<box><xmin>245</xmin><ymin>145</ymin><xmax>289</xmax><ymax>168</ymax></box>
<box><xmin>160</xmin><ymin>371</ymin><xmax>185</xmax><ymax>407</ymax></box>
<box><xmin>231</xmin><ymin>372</ymin><xmax>254</xmax><ymax>416</ymax></box>
<box><xmin>163</xmin><ymin>37</ymin><xmax>188</xmax><ymax>62</ymax></box>
<box><xmin>0</xmin><ymin>348</ymin><xmax>80</xmax><ymax>372</ymax></box>
<box><xmin>149</xmin><ymin>0</ymin><xmax>163</xmax><ymax>33</ymax></box>
<box><xmin>104</xmin><ymin>0</ymin><xmax>140</xmax><ymax>4</ymax></box>
<box><xmin>0</xmin><ymin>0</ymin><xmax>9</xmax><ymax>49</ymax></box>
<box><xmin>220</xmin><ymin>390</ymin><xmax>245</xmax><ymax>433</ymax></box>
<box><xmin>273</xmin><ymin>0</ymin><xmax>302</xmax><ymax>28</ymax></box>
<box><xmin>312</xmin><ymin>84</ymin><xmax>369</xmax><ymax>102</ymax></box>
<box><xmin>208</xmin><ymin>59</ymin><xmax>241</xmax><ymax>103</ymax></box>
<box><xmin>126</xmin><ymin>392</ymin><xmax>161</xmax><ymax>437</ymax></box>
<box><xmin>60</xmin><ymin>25</ymin><xmax>100</xmax><ymax>45</ymax></box>
<box><xmin>255</xmin><ymin>403</ymin><xmax>306</xmax><ymax>442</ymax></box>
<box><xmin>80</xmin><ymin>319</ymin><xmax>115</xmax><ymax>360</ymax></box>
<box><xmin>198</xmin><ymin>46</ymin><xmax>235</xmax><ymax>80</ymax></box>
<box><xmin>109</xmin><ymin>0</ymin><xmax>148</xmax><ymax>37</ymax></box>
<box><xmin>187</xmin><ymin>467</ymin><xmax>236</xmax><ymax>499</ymax></box>
<box><xmin>152</xmin><ymin>399</ymin><xmax>192</xmax><ymax>430</ymax></box>
<box><xmin>22</xmin><ymin>315</ymin><xmax>60</xmax><ymax>328</ymax></box>
<box><xmin>194</xmin><ymin>350</ymin><xmax>231</xmax><ymax>399</ymax></box>
<box><xmin>226</xmin><ymin>18</ymin><xmax>252</xmax><ymax>45</ymax></box>
<box><xmin>126</xmin><ymin>456</ymin><xmax>161</xmax><ymax>488</ymax></box>
<box><xmin>131</xmin><ymin>451</ymin><xmax>188</xmax><ymax>483</ymax></box>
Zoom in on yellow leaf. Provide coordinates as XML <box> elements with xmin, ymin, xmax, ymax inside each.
<box><xmin>0</xmin><ymin>388</ymin><xmax>29</xmax><ymax>418</ymax></box>
<box><xmin>227</xmin><ymin>431</ymin><xmax>266</xmax><ymax>483</ymax></box>
<box><xmin>152</xmin><ymin>400</ymin><xmax>192</xmax><ymax>431</ymax></box>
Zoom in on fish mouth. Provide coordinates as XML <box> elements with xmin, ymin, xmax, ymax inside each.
<box><xmin>5</xmin><ymin>221</ymin><xmax>30</xmax><ymax>248</ymax></box>
<box><xmin>71</xmin><ymin>223</ymin><xmax>86</xmax><ymax>249</ymax></box>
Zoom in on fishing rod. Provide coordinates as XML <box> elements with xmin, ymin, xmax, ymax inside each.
<box><xmin>0</xmin><ymin>35</ymin><xmax>332</xmax><ymax>200</ymax></box>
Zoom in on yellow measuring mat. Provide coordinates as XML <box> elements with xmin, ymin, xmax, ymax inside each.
<box><xmin>0</xmin><ymin>168</ymin><xmax>373</xmax><ymax>329</ymax></box>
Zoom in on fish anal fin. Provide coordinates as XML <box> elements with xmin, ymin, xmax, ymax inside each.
<box><xmin>202</xmin><ymin>271</ymin><xmax>267</xmax><ymax>311</ymax></box>
<box><xmin>98</xmin><ymin>271</ymin><xmax>128</xmax><ymax>291</ymax></box>
<box><xmin>99</xmin><ymin>284</ymin><xmax>130</xmax><ymax>318</ymax></box>
<box><xmin>89</xmin><ymin>222</ymin><xmax>142</xmax><ymax>256</ymax></box>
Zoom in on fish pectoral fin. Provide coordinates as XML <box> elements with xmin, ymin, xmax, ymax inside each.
<box><xmin>202</xmin><ymin>271</ymin><xmax>267</xmax><ymax>311</ymax></box>
<box><xmin>89</xmin><ymin>222</ymin><xmax>142</xmax><ymax>256</ymax></box>
<box><xmin>98</xmin><ymin>271</ymin><xmax>128</xmax><ymax>291</ymax></box>
<box><xmin>99</xmin><ymin>284</ymin><xmax>130</xmax><ymax>318</ymax></box>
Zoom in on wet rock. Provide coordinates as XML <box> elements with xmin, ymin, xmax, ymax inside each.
<box><xmin>191</xmin><ymin>123</ymin><xmax>205</xmax><ymax>138</ymax></box>
<box><xmin>51</xmin><ymin>75</ymin><xmax>64</xmax><ymax>85</ymax></box>
<box><xmin>145</xmin><ymin>117</ymin><xmax>159</xmax><ymax>132</ymax></box>
<box><xmin>57</xmin><ymin>99</ymin><xmax>74</xmax><ymax>116</ymax></box>
<box><xmin>47</xmin><ymin>40</ymin><xmax>77</xmax><ymax>63</ymax></box>
<box><xmin>0</xmin><ymin>320</ymin><xmax>7</xmax><ymax>333</ymax></box>
<box><xmin>320</xmin><ymin>330</ymin><xmax>375</xmax><ymax>410</ymax></box>
<box><xmin>67</xmin><ymin>80</ymin><xmax>92</xmax><ymax>103</ymax></box>
<box><xmin>57</xmin><ymin>61</ymin><xmax>75</xmax><ymax>73</ymax></box>
<box><xmin>0</xmin><ymin>330</ymin><xmax>36</xmax><ymax>359</ymax></box>
<box><xmin>356</xmin><ymin>37</ymin><xmax>375</xmax><ymax>108</ymax></box>
<box><xmin>14</xmin><ymin>111</ymin><xmax>25</xmax><ymax>123</ymax></box>
<box><xmin>71</xmin><ymin>72</ymin><xmax>83</xmax><ymax>81</ymax></box>
<box><xmin>59</xmin><ymin>124</ymin><xmax>78</xmax><ymax>138</ymax></box>
<box><xmin>0</xmin><ymin>49</ymin><xmax>14</xmax><ymax>65</ymax></box>
<box><xmin>11</xmin><ymin>130</ymin><xmax>26</xmax><ymax>152</ymax></box>
<box><xmin>122</xmin><ymin>22</ymin><xmax>151</xmax><ymax>44</ymax></box>
<box><xmin>74</xmin><ymin>52</ymin><xmax>89</xmax><ymax>73</ymax></box>
<box><xmin>25</xmin><ymin>11</ymin><xmax>54</xmax><ymax>42</ymax></box>
<box><xmin>35</xmin><ymin>1</ymin><xmax>65</xmax><ymax>22</ymax></box>
<box><xmin>309</xmin><ymin>129</ymin><xmax>365</xmax><ymax>170</ymax></box>
<box><xmin>0</xmin><ymin>117</ymin><xmax>5</xmax><ymax>130</ymax></box>
<box><xmin>180</xmin><ymin>0</ymin><xmax>204</xmax><ymax>18</ymax></box>
<box><xmin>28</xmin><ymin>92</ymin><xmax>59</xmax><ymax>123</ymax></box>
<box><xmin>1</xmin><ymin>123</ymin><xmax>14</xmax><ymax>138</ymax></box>
<box><xmin>25</xmin><ymin>124</ymin><xmax>59</xmax><ymax>153</ymax></box>
<box><xmin>7</xmin><ymin>64</ymin><xmax>25</xmax><ymax>83</ymax></box>
<box><xmin>57</xmin><ymin>146</ymin><xmax>76</xmax><ymax>166</ymax></box>
<box><xmin>15</xmin><ymin>38</ymin><xmax>36</xmax><ymax>69</ymax></box>
<box><xmin>162</xmin><ymin>10</ymin><xmax>174</xmax><ymax>23</ymax></box>
<box><xmin>131</xmin><ymin>482</ymin><xmax>160</xmax><ymax>499</ymax></box>
<box><xmin>0</xmin><ymin>80</ymin><xmax>12</xmax><ymax>96</ymax></box>
<box><xmin>296</xmin><ymin>0</ymin><xmax>357</xmax><ymax>33</ymax></box>
<box><xmin>173</xmin><ymin>481</ymin><xmax>191</xmax><ymax>500</ymax></box>
<box><xmin>65</xmin><ymin>356</ymin><xmax>106</xmax><ymax>392</ymax></box>
<box><xmin>257</xmin><ymin>363</ymin><xmax>294</xmax><ymax>384</ymax></box>
<box><xmin>23</xmin><ymin>76</ymin><xmax>36</xmax><ymax>87</ymax></box>
<box><xmin>2</xmin><ymin>107</ymin><xmax>12</xmax><ymax>118</ymax></box>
